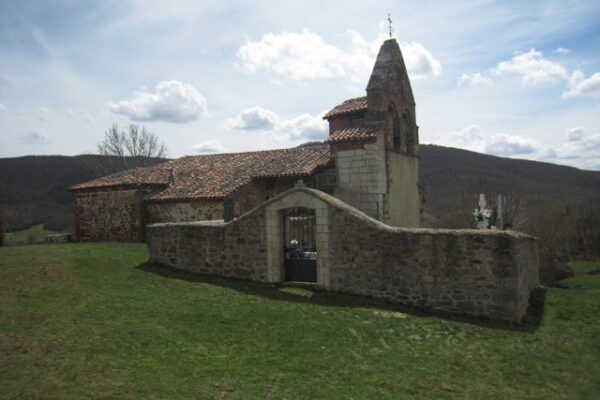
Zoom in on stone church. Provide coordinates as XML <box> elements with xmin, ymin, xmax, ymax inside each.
<box><xmin>71</xmin><ymin>39</ymin><xmax>421</xmax><ymax>242</ymax></box>
<box><xmin>71</xmin><ymin>38</ymin><xmax>541</xmax><ymax>322</ymax></box>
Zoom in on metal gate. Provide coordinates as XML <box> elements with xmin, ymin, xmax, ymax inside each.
<box><xmin>283</xmin><ymin>208</ymin><xmax>317</xmax><ymax>282</ymax></box>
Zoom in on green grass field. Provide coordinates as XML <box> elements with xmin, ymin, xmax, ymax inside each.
<box><xmin>4</xmin><ymin>224</ymin><xmax>69</xmax><ymax>245</ymax></box>
<box><xmin>1</xmin><ymin>243</ymin><xmax>598</xmax><ymax>399</ymax></box>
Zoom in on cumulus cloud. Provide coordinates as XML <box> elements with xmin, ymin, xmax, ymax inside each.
<box><xmin>237</xmin><ymin>29</ymin><xmax>346</xmax><ymax>81</ymax></box>
<box><xmin>20</xmin><ymin>128</ymin><xmax>50</xmax><ymax>144</ymax></box>
<box><xmin>458</xmin><ymin>72</ymin><xmax>493</xmax><ymax>87</ymax></box>
<box><xmin>225</xmin><ymin>106</ymin><xmax>327</xmax><ymax>143</ymax></box>
<box><xmin>484</xmin><ymin>134</ymin><xmax>539</xmax><ymax>156</ymax></box>
<box><xmin>283</xmin><ymin>113</ymin><xmax>329</xmax><ymax>140</ymax></box>
<box><xmin>495</xmin><ymin>49</ymin><xmax>568</xmax><ymax>86</ymax></box>
<box><xmin>224</xmin><ymin>106</ymin><xmax>279</xmax><ymax>130</ymax></box>
<box><xmin>108</xmin><ymin>80</ymin><xmax>208</xmax><ymax>123</ymax></box>
<box><xmin>545</xmin><ymin>127</ymin><xmax>600</xmax><ymax>169</ymax></box>
<box><xmin>436</xmin><ymin>125</ymin><xmax>540</xmax><ymax>156</ymax></box>
<box><xmin>435</xmin><ymin>125</ymin><xmax>487</xmax><ymax>153</ymax></box>
<box><xmin>237</xmin><ymin>29</ymin><xmax>441</xmax><ymax>82</ymax></box>
<box><xmin>562</xmin><ymin>70</ymin><xmax>600</xmax><ymax>98</ymax></box>
<box><xmin>555</xmin><ymin>47</ymin><xmax>571</xmax><ymax>55</ymax></box>
<box><xmin>438</xmin><ymin>125</ymin><xmax>600</xmax><ymax>170</ymax></box>
<box><xmin>566</xmin><ymin>126</ymin><xmax>585</xmax><ymax>142</ymax></box>
<box><xmin>34</xmin><ymin>106</ymin><xmax>51</xmax><ymax>122</ymax></box>
<box><xmin>190</xmin><ymin>140</ymin><xmax>226</xmax><ymax>154</ymax></box>
<box><xmin>538</xmin><ymin>147</ymin><xmax>557</xmax><ymax>159</ymax></box>
<box><xmin>401</xmin><ymin>41</ymin><xmax>442</xmax><ymax>80</ymax></box>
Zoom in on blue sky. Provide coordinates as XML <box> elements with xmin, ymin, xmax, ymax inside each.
<box><xmin>1</xmin><ymin>0</ymin><xmax>599</xmax><ymax>169</ymax></box>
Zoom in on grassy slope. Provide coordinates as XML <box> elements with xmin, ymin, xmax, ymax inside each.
<box><xmin>0</xmin><ymin>244</ymin><xmax>598</xmax><ymax>399</ymax></box>
<box><xmin>4</xmin><ymin>224</ymin><xmax>68</xmax><ymax>245</ymax></box>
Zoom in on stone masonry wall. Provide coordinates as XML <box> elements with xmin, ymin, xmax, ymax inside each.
<box><xmin>74</xmin><ymin>187</ymin><xmax>155</xmax><ymax>242</ymax></box>
<box><xmin>147</xmin><ymin>208</ymin><xmax>268</xmax><ymax>281</ymax></box>
<box><xmin>334</xmin><ymin>138</ymin><xmax>387</xmax><ymax>221</ymax></box>
<box><xmin>232</xmin><ymin>176</ymin><xmax>323</xmax><ymax>217</ymax></box>
<box><xmin>147</xmin><ymin>200</ymin><xmax>223</xmax><ymax>224</ymax></box>
<box><xmin>146</xmin><ymin>188</ymin><xmax>539</xmax><ymax>322</ymax></box>
<box><xmin>327</xmin><ymin>204</ymin><xmax>539</xmax><ymax>321</ymax></box>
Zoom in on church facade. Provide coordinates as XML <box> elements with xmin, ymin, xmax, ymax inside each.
<box><xmin>71</xmin><ymin>39</ymin><xmax>421</xmax><ymax>242</ymax></box>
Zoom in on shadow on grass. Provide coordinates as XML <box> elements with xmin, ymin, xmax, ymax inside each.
<box><xmin>136</xmin><ymin>262</ymin><xmax>546</xmax><ymax>332</ymax></box>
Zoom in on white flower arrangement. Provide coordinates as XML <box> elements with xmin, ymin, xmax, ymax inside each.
<box><xmin>473</xmin><ymin>207</ymin><xmax>492</xmax><ymax>222</ymax></box>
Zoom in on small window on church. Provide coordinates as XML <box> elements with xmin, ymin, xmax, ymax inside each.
<box><xmin>393</xmin><ymin>117</ymin><xmax>401</xmax><ymax>152</ymax></box>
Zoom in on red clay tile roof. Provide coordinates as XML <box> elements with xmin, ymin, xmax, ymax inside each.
<box><xmin>71</xmin><ymin>144</ymin><xmax>333</xmax><ymax>202</ymax></box>
<box><xmin>327</xmin><ymin>121</ymin><xmax>383</xmax><ymax>144</ymax></box>
<box><xmin>69</xmin><ymin>164</ymin><xmax>172</xmax><ymax>191</ymax></box>
<box><xmin>323</xmin><ymin>96</ymin><xmax>368</xmax><ymax>119</ymax></box>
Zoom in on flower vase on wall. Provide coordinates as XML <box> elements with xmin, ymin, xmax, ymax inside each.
<box><xmin>477</xmin><ymin>220</ymin><xmax>488</xmax><ymax>230</ymax></box>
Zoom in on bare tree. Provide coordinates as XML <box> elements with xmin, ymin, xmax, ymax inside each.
<box><xmin>495</xmin><ymin>191</ymin><xmax>528</xmax><ymax>229</ymax></box>
<box><xmin>86</xmin><ymin>124</ymin><xmax>168</xmax><ymax>177</ymax></box>
<box><xmin>97</xmin><ymin>124</ymin><xmax>167</xmax><ymax>167</ymax></box>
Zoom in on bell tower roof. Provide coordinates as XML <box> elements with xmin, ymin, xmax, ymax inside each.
<box><xmin>366</xmin><ymin>39</ymin><xmax>415</xmax><ymax>111</ymax></box>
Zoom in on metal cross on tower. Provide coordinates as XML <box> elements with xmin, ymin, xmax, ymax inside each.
<box><xmin>387</xmin><ymin>13</ymin><xmax>393</xmax><ymax>38</ymax></box>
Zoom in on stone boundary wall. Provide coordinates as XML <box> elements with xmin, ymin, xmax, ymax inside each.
<box><xmin>326</xmin><ymin>202</ymin><xmax>539</xmax><ymax>321</ymax></box>
<box><xmin>147</xmin><ymin>188</ymin><xmax>539</xmax><ymax>322</ymax></box>
<box><xmin>147</xmin><ymin>210</ymin><xmax>269</xmax><ymax>281</ymax></box>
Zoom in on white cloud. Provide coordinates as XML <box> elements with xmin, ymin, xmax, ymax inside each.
<box><xmin>495</xmin><ymin>49</ymin><xmax>568</xmax><ymax>86</ymax></box>
<box><xmin>20</xmin><ymin>129</ymin><xmax>50</xmax><ymax>144</ymax></box>
<box><xmin>225</xmin><ymin>106</ymin><xmax>327</xmax><ymax>144</ymax></box>
<box><xmin>34</xmin><ymin>106</ymin><xmax>51</xmax><ymax>122</ymax></box>
<box><xmin>555</xmin><ymin>47</ymin><xmax>571</xmax><ymax>55</ymax></box>
<box><xmin>566</xmin><ymin>126</ymin><xmax>585</xmax><ymax>142</ymax></box>
<box><xmin>439</xmin><ymin>125</ymin><xmax>600</xmax><ymax>170</ymax></box>
<box><xmin>190</xmin><ymin>140</ymin><xmax>226</xmax><ymax>154</ymax></box>
<box><xmin>108</xmin><ymin>80</ymin><xmax>208</xmax><ymax>123</ymax></box>
<box><xmin>0</xmin><ymin>103</ymin><xmax>5</xmax><ymax>111</ymax></box>
<box><xmin>401</xmin><ymin>41</ymin><xmax>442</xmax><ymax>80</ymax></box>
<box><xmin>546</xmin><ymin>127</ymin><xmax>600</xmax><ymax>169</ymax></box>
<box><xmin>436</xmin><ymin>125</ymin><xmax>540</xmax><ymax>156</ymax></box>
<box><xmin>237</xmin><ymin>29</ymin><xmax>441</xmax><ymax>82</ymax></box>
<box><xmin>484</xmin><ymin>133</ymin><xmax>539</xmax><ymax>156</ymax></box>
<box><xmin>538</xmin><ymin>147</ymin><xmax>557</xmax><ymax>159</ymax></box>
<box><xmin>458</xmin><ymin>72</ymin><xmax>493</xmax><ymax>86</ymax></box>
<box><xmin>435</xmin><ymin>124</ymin><xmax>487</xmax><ymax>153</ymax></box>
<box><xmin>237</xmin><ymin>29</ymin><xmax>346</xmax><ymax>81</ymax></box>
<box><xmin>562</xmin><ymin>70</ymin><xmax>600</xmax><ymax>98</ymax></box>
<box><xmin>283</xmin><ymin>113</ymin><xmax>329</xmax><ymax>140</ymax></box>
<box><xmin>224</xmin><ymin>106</ymin><xmax>279</xmax><ymax>130</ymax></box>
